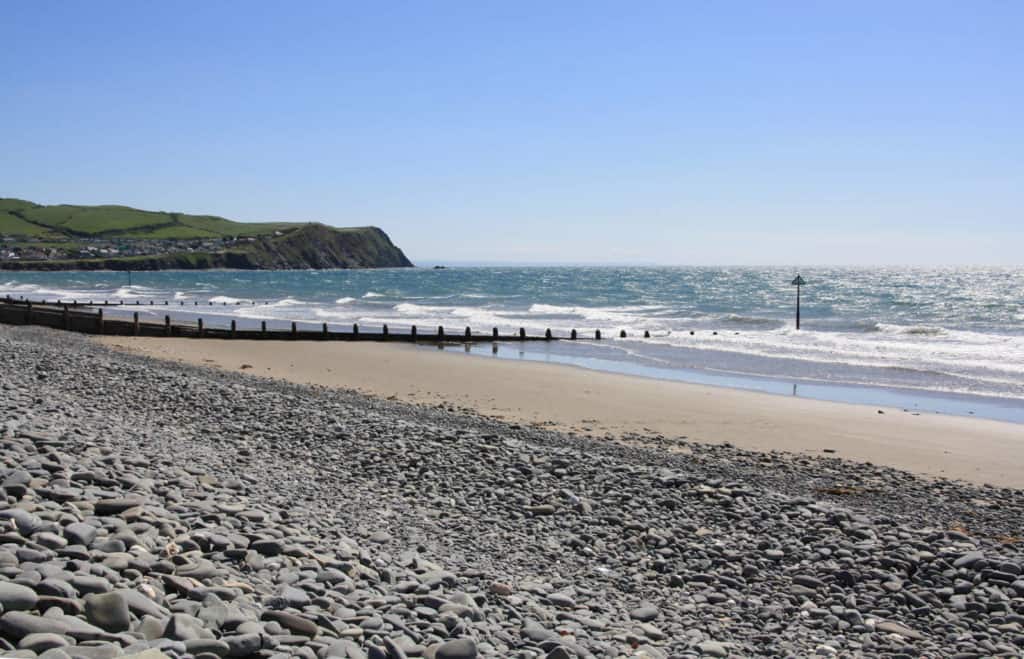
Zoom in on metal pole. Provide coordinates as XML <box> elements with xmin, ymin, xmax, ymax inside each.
<box><xmin>796</xmin><ymin>284</ymin><xmax>801</xmax><ymax>330</ymax></box>
<box><xmin>791</xmin><ymin>274</ymin><xmax>806</xmax><ymax>330</ymax></box>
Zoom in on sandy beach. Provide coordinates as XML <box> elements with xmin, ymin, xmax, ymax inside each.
<box><xmin>99</xmin><ymin>336</ymin><xmax>1024</xmax><ymax>488</ymax></box>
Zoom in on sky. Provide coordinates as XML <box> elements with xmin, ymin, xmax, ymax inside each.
<box><xmin>2</xmin><ymin>1</ymin><xmax>1021</xmax><ymax>265</ymax></box>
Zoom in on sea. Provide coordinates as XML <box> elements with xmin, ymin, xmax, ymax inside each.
<box><xmin>3</xmin><ymin>266</ymin><xmax>1024</xmax><ymax>424</ymax></box>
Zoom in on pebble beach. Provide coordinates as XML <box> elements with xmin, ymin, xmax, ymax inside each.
<box><xmin>3</xmin><ymin>325</ymin><xmax>1024</xmax><ymax>658</ymax></box>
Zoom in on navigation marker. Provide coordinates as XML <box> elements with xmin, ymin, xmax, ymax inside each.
<box><xmin>791</xmin><ymin>274</ymin><xmax>806</xmax><ymax>330</ymax></box>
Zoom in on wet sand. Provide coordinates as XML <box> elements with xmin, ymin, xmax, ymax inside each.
<box><xmin>99</xmin><ymin>337</ymin><xmax>1024</xmax><ymax>488</ymax></box>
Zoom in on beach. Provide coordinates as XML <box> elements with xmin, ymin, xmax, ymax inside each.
<box><xmin>4</xmin><ymin>324</ymin><xmax>1024</xmax><ymax>658</ymax></box>
<box><xmin>101</xmin><ymin>336</ymin><xmax>1024</xmax><ymax>488</ymax></box>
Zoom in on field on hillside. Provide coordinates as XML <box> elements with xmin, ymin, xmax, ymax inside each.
<box><xmin>0</xmin><ymin>198</ymin><xmax>301</xmax><ymax>239</ymax></box>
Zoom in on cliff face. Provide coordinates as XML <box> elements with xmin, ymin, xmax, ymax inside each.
<box><xmin>230</xmin><ymin>224</ymin><xmax>414</xmax><ymax>269</ymax></box>
<box><xmin>0</xmin><ymin>224</ymin><xmax>414</xmax><ymax>271</ymax></box>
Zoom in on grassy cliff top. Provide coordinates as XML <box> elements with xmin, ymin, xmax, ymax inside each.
<box><xmin>0</xmin><ymin>198</ymin><xmax>322</xmax><ymax>240</ymax></box>
<box><xmin>0</xmin><ymin>198</ymin><xmax>414</xmax><ymax>270</ymax></box>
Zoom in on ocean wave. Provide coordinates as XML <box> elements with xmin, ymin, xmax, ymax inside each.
<box><xmin>362</xmin><ymin>292</ymin><xmax>383</xmax><ymax>298</ymax></box>
<box><xmin>636</xmin><ymin>325</ymin><xmax>1024</xmax><ymax>379</ymax></box>
<box><xmin>718</xmin><ymin>313</ymin><xmax>780</xmax><ymax>327</ymax></box>
<box><xmin>2</xmin><ymin>282</ymin><xmax>113</xmax><ymax>301</ymax></box>
<box><xmin>877</xmin><ymin>323</ymin><xmax>946</xmax><ymax>336</ymax></box>
<box><xmin>393</xmin><ymin>302</ymin><xmax>450</xmax><ymax>315</ymax></box>
<box><xmin>526</xmin><ymin>303</ymin><xmax>660</xmax><ymax>325</ymax></box>
<box><xmin>113</xmin><ymin>287</ymin><xmax>143</xmax><ymax>298</ymax></box>
<box><xmin>210</xmin><ymin>295</ymin><xmax>248</xmax><ymax>304</ymax></box>
<box><xmin>335</xmin><ymin>297</ymin><xmax>357</xmax><ymax>304</ymax></box>
<box><xmin>314</xmin><ymin>308</ymin><xmax>358</xmax><ymax>320</ymax></box>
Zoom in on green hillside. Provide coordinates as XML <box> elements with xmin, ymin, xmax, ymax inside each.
<box><xmin>0</xmin><ymin>198</ymin><xmax>415</xmax><ymax>270</ymax></box>
<box><xmin>0</xmin><ymin>198</ymin><xmax>300</xmax><ymax>239</ymax></box>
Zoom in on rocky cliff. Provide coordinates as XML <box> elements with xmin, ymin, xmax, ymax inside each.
<box><xmin>0</xmin><ymin>224</ymin><xmax>414</xmax><ymax>271</ymax></box>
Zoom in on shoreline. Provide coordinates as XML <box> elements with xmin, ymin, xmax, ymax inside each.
<box><xmin>90</xmin><ymin>301</ymin><xmax>1024</xmax><ymax>425</ymax></box>
<box><xmin>444</xmin><ymin>340</ymin><xmax>1024</xmax><ymax>424</ymax></box>
<box><xmin>99</xmin><ymin>336</ymin><xmax>1024</xmax><ymax>488</ymax></box>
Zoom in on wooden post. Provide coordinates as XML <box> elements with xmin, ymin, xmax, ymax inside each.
<box><xmin>465</xmin><ymin>326</ymin><xmax>471</xmax><ymax>338</ymax></box>
<box><xmin>97</xmin><ymin>308</ymin><xmax>104</xmax><ymax>334</ymax></box>
<box><xmin>291</xmin><ymin>321</ymin><xmax>297</xmax><ymax>339</ymax></box>
<box><xmin>644</xmin><ymin>330</ymin><xmax>650</xmax><ymax>338</ymax></box>
<box><xmin>165</xmin><ymin>315</ymin><xmax>171</xmax><ymax>336</ymax></box>
<box><xmin>438</xmin><ymin>325</ymin><xmax>444</xmax><ymax>339</ymax></box>
<box><xmin>230</xmin><ymin>320</ymin><xmax>237</xmax><ymax>338</ymax></box>
<box><xmin>571</xmin><ymin>329</ymin><xmax>577</xmax><ymax>340</ymax></box>
<box><xmin>620</xmin><ymin>330</ymin><xmax>627</xmax><ymax>338</ymax></box>
<box><xmin>545</xmin><ymin>328</ymin><xmax>552</xmax><ymax>339</ymax></box>
<box><xmin>383</xmin><ymin>324</ymin><xmax>389</xmax><ymax>337</ymax></box>
<box><xmin>411</xmin><ymin>325</ymin><xmax>417</xmax><ymax>340</ymax></box>
<box><xmin>595</xmin><ymin>329</ymin><xmax>601</xmax><ymax>340</ymax></box>
<box><xmin>492</xmin><ymin>327</ymin><xmax>498</xmax><ymax>339</ymax></box>
<box><xmin>353</xmin><ymin>323</ymin><xmax>359</xmax><ymax>336</ymax></box>
<box><xmin>519</xmin><ymin>327</ymin><xmax>526</xmax><ymax>340</ymax></box>
<box><xmin>322</xmin><ymin>322</ymin><xmax>328</xmax><ymax>337</ymax></box>
<box><xmin>261</xmin><ymin>320</ymin><xmax>267</xmax><ymax>336</ymax></box>
<box><xmin>63</xmin><ymin>305</ymin><xmax>70</xmax><ymax>330</ymax></box>
<box><xmin>198</xmin><ymin>318</ymin><xmax>204</xmax><ymax>338</ymax></box>
<box><xmin>133</xmin><ymin>312</ymin><xmax>140</xmax><ymax>336</ymax></box>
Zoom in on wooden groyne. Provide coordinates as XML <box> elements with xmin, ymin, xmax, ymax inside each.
<box><xmin>0</xmin><ymin>297</ymin><xmax>635</xmax><ymax>343</ymax></box>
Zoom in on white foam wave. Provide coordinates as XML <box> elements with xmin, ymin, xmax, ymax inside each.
<box><xmin>335</xmin><ymin>297</ymin><xmax>356</xmax><ymax>304</ymax></box>
<box><xmin>314</xmin><ymin>308</ymin><xmax>360</xmax><ymax>320</ymax></box>
<box><xmin>877</xmin><ymin>323</ymin><xmax>946</xmax><ymax>336</ymax></box>
<box><xmin>0</xmin><ymin>281</ymin><xmax>106</xmax><ymax>301</ymax></box>
<box><xmin>362</xmin><ymin>292</ymin><xmax>383</xmax><ymax>298</ymax></box>
<box><xmin>210</xmin><ymin>295</ymin><xmax>248</xmax><ymax>304</ymax></box>
<box><xmin>526</xmin><ymin>303</ymin><xmax>661</xmax><ymax>325</ymax></box>
<box><xmin>636</xmin><ymin>325</ymin><xmax>1024</xmax><ymax>381</ymax></box>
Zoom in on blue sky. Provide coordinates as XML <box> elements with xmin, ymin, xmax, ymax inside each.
<box><xmin>3</xmin><ymin>2</ymin><xmax>1021</xmax><ymax>265</ymax></box>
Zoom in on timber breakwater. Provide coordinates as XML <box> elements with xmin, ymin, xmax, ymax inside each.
<box><xmin>0</xmin><ymin>297</ymin><xmax>633</xmax><ymax>343</ymax></box>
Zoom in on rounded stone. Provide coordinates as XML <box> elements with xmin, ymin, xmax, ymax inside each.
<box><xmin>0</xmin><ymin>582</ymin><xmax>39</xmax><ymax>611</ymax></box>
<box><xmin>19</xmin><ymin>632</ymin><xmax>72</xmax><ymax>652</ymax></box>
<box><xmin>435</xmin><ymin>638</ymin><xmax>478</xmax><ymax>659</ymax></box>
<box><xmin>84</xmin><ymin>591</ymin><xmax>131</xmax><ymax>632</ymax></box>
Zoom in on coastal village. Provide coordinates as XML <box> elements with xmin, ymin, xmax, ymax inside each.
<box><xmin>0</xmin><ymin>234</ymin><xmax>271</xmax><ymax>263</ymax></box>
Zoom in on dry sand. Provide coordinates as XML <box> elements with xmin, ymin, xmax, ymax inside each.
<box><xmin>99</xmin><ymin>337</ymin><xmax>1024</xmax><ymax>488</ymax></box>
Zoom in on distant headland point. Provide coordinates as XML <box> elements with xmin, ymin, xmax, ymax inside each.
<box><xmin>0</xmin><ymin>198</ymin><xmax>413</xmax><ymax>271</ymax></box>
